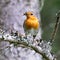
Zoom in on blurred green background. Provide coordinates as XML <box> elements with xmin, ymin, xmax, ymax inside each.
<box><xmin>41</xmin><ymin>0</ymin><xmax>60</xmax><ymax>53</ymax></box>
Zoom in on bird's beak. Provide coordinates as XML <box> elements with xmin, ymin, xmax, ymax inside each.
<box><xmin>24</xmin><ymin>13</ymin><xmax>26</xmax><ymax>15</ymax></box>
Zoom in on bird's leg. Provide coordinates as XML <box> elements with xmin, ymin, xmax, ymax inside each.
<box><xmin>33</xmin><ymin>35</ymin><xmax>36</xmax><ymax>39</ymax></box>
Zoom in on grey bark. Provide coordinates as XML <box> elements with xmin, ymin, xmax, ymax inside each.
<box><xmin>0</xmin><ymin>0</ymin><xmax>44</xmax><ymax>60</ymax></box>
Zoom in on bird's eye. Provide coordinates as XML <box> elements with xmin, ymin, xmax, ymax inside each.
<box><xmin>31</xmin><ymin>13</ymin><xmax>33</xmax><ymax>15</ymax></box>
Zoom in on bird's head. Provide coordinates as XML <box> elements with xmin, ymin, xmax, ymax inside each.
<box><xmin>24</xmin><ymin>11</ymin><xmax>34</xmax><ymax>18</ymax></box>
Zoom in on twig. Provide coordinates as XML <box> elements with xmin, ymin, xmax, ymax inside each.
<box><xmin>50</xmin><ymin>11</ymin><xmax>60</xmax><ymax>43</ymax></box>
<box><xmin>0</xmin><ymin>38</ymin><xmax>51</xmax><ymax>60</ymax></box>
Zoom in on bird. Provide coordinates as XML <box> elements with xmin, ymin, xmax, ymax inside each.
<box><xmin>23</xmin><ymin>11</ymin><xmax>39</xmax><ymax>37</ymax></box>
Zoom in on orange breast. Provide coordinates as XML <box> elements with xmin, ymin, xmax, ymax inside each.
<box><xmin>24</xmin><ymin>19</ymin><xmax>39</xmax><ymax>30</ymax></box>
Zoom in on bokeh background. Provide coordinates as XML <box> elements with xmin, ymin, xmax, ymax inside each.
<box><xmin>41</xmin><ymin>0</ymin><xmax>60</xmax><ymax>59</ymax></box>
<box><xmin>0</xmin><ymin>0</ymin><xmax>60</xmax><ymax>60</ymax></box>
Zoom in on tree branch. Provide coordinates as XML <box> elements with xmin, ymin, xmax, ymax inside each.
<box><xmin>0</xmin><ymin>36</ymin><xmax>54</xmax><ymax>60</ymax></box>
<box><xmin>50</xmin><ymin>11</ymin><xmax>60</xmax><ymax>43</ymax></box>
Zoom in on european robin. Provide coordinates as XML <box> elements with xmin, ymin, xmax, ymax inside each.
<box><xmin>23</xmin><ymin>11</ymin><xmax>39</xmax><ymax>36</ymax></box>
